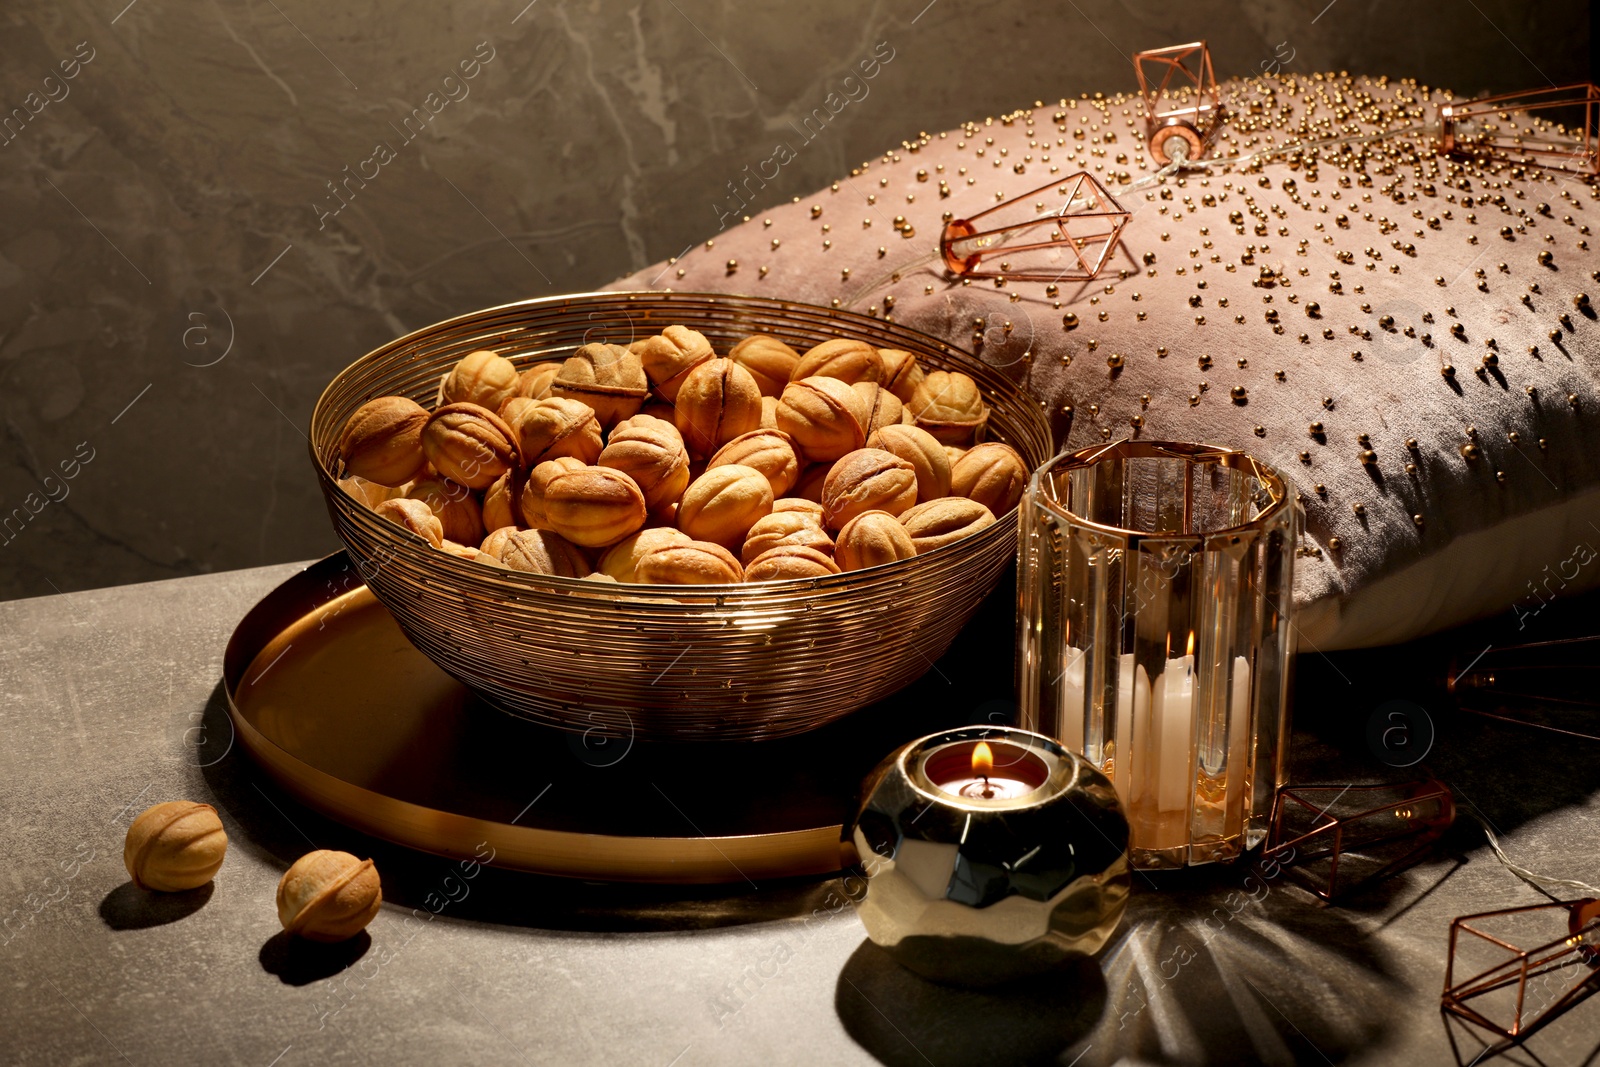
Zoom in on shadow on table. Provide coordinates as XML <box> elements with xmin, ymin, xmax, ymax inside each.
<box><xmin>835</xmin><ymin>941</ymin><xmax>1106</xmax><ymax>1067</ymax></box>
<box><xmin>193</xmin><ymin>675</ymin><xmax>859</xmax><ymax>934</ymax></box>
<box><xmin>98</xmin><ymin>881</ymin><xmax>213</xmax><ymax>930</ymax></box>
<box><xmin>258</xmin><ymin>929</ymin><xmax>372</xmax><ymax>986</ymax></box>
<box><xmin>1107</xmin><ymin>873</ymin><xmax>1401</xmax><ymax>1065</ymax></box>
<box><xmin>835</xmin><ymin>876</ymin><xmax>1406</xmax><ymax>1067</ymax></box>
<box><xmin>1289</xmin><ymin>585</ymin><xmax>1600</xmax><ymax>838</ymax></box>
<box><xmin>1441</xmin><ymin>1007</ymin><xmax>1600</xmax><ymax>1067</ymax></box>
<box><xmin>831</xmin><ymin>831</ymin><xmax>1423</xmax><ymax>1067</ymax></box>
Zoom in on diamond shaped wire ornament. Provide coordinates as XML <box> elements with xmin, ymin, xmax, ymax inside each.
<box><xmin>1442</xmin><ymin>899</ymin><xmax>1600</xmax><ymax>1042</ymax></box>
<box><xmin>1262</xmin><ymin>779</ymin><xmax>1456</xmax><ymax>902</ymax></box>
<box><xmin>939</xmin><ymin>171</ymin><xmax>1130</xmax><ymax>284</ymax></box>
<box><xmin>1438</xmin><ymin>84</ymin><xmax>1600</xmax><ymax>176</ymax></box>
<box><xmin>1134</xmin><ymin>41</ymin><xmax>1224</xmax><ymax>164</ymax></box>
<box><xmin>1448</xmin><ymin>634</ymin><xmax>1600</xmax><ymax>741</ymax></box>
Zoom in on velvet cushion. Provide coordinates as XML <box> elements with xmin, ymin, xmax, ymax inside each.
<box><xmin>610</xmin><ymin>74</ymin><xmax>1600</xmax><ymax>649</ymax></box>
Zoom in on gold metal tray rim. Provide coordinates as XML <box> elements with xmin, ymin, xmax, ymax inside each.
<box><xmin>223</xmin><ymin>553</ymin><xmax>855</xmax><ymax>885</ymax></box>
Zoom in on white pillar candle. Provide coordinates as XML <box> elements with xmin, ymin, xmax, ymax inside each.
<box><xmin>1225</xmin><ymin>653</ymin><xmax>1253</xmax><ymax>819</ymax></box>
<box><xmin>1230</xmin><ymin>655</ymin><xmax>1252</xmax><ymax>722</ymax></box>
<box><xmin>1056</xmin><ymin>646</ymin><xmax>1087</xmax><ymax>753</ymax></box>
<box><xmin>1111</xmin><ymin>654</ymin><xmax>1150</xmax><ymax>802</ymax></box>
<box><xmin>1156</xmin><ymin>648</ymin><xmax>1195</xmax><ymax>815</ymax></box>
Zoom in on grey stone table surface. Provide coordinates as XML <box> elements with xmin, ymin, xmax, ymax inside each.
<box><xmin>2</xmin><ymin>562</ymin><xmax>1598</xmax><ymax>1067</ymax></box>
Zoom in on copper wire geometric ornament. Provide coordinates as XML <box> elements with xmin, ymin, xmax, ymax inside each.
<box><xmin>1263</xmin><ymin>780</ymin><xmax>1455</xmax><ymax>902</ymax></box>
<box><xmin>1448</xmin><ymin>635</ymin><xmax>1600</xmax><ymax>741</ymax></box>
<box><xmin>1442</xmin><ymin>899</ymin><xmax>1600</xmax><ymax>1041</ymax></box>
<box><xmin>939</xmin><ymin>171</ymin><xmax>1129</xmax><ymax>283</ymax></box>
<box><xmin>1438</xmin><ymin>84</ymin><xmax>1600</xmax><ymax>176</ymax></box>
<box><xmin>1134</xmin><ymin>41</ymin><xmax>1224</xmax><ymax>165</ymax></box>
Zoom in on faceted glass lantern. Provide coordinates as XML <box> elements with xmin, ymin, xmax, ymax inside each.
<box><xmin>1018</xmin><ymin>440</ymin><xmax>1301</xmax><ymax>869</ymax></box>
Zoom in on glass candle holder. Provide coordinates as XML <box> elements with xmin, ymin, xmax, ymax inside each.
<box><xmin>1018</xmin><ymin>440</ymin><xmax>1302</xmax><ymax>869</ymax></box>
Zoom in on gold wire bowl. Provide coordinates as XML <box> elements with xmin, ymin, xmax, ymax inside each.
<box><xmin>309</xmin><ymin>292</ymin><xmax>1053</xmax><ymax>742</ymax></box>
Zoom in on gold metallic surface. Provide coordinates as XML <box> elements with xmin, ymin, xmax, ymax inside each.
<box><xmin>222</xmin><ymin>554</ymin><xmax>868</xmax><ymax>884</ymax></box>
<box><xmin>224</xmin><ymin>550</ymin><xmax>998</xmax><ymax>883</ymax></box>
<box><xmin>845</xmin><ymin>727</ymin><xmax>1130</xmax><ymax>986</ymax></box>
<box><xmin>308</xmin><ymin>293</ymin><xmax>1053</xmax><ymax>742</ymax></box>
<box><xmin>1149</xmin><ymin>118</ymin><xmax>1204</xmax><ymax>166</ymax></box>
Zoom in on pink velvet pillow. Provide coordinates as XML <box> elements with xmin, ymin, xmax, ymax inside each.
<box><xmin>611</xmin><ymin>74</ymin><xmax>1600</xmax><ymax>649</ymax></box>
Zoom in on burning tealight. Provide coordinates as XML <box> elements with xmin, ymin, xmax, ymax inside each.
<box><xmin>925</xmin><ymin>739</ymin><xmax>1050</xmax><ymax>801</ymax></box>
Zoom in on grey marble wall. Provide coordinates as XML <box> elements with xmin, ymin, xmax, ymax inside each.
<box><xmin>0</xmin><ymin>0</ymin><xmax>1589</xmax><ymax>600</ymax></box>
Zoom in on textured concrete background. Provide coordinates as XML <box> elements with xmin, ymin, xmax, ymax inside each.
<box><xmin>0</xmin><ymin>0</ymin><xmax>1590</xmax><ymax>600</ymax></box>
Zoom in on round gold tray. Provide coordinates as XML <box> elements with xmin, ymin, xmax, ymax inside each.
<box><xmin>224</xmin><ymin>553</ymin><xmax>996</xmax><ymax>883</ymax></box>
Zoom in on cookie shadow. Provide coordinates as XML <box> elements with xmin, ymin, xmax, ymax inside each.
<box><xmin>258</xmin><ymin>929</ymin><xmax>371</xmax><ymax>986</ymax></box>
<box><xmin>98</xmin><ymin>881</ymin><xmax>213</xmax><ymax>930</ymax></box>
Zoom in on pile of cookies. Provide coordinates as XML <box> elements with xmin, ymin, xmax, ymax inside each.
<box><xmin>334</xmin><ymin>327</ymin><xmax>1029</xmax><ymax>584</ymax></box>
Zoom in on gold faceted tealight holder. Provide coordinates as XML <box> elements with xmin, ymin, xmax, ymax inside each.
<box><xmin>1018</xmin><ymin>441</ymin><xmax>1301</xmax><ymax>869</ymax></box>
<box><xmin>1134</xmin><ymin>41</ymin><xmax>1224</xmax><ymax>164</ymax></box>
<box><xmin>939</xmin><ymin>171</ymin><xmax>1130</xmax><ymax>284</ymax></box>
<box><xmin>845</xmin><ymin>727</ymin><xmax>1131</xmax><ymax>987</ymax></box>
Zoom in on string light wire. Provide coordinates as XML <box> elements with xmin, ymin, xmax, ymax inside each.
<box><xmin>1464</xmin><ymin>810</ymin><xmax>1600</xmax><ymax>901</ymax></box>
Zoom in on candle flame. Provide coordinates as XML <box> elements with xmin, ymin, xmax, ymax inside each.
<box><xmin>1186</xmin><ymin>631</ymin><xmax>1196</xmax><ymax>656</ymax></box>
<box><xmin>972</xmin><ymin>741</ymin><xmax>994</xmax><ymax>778</ymax></box>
